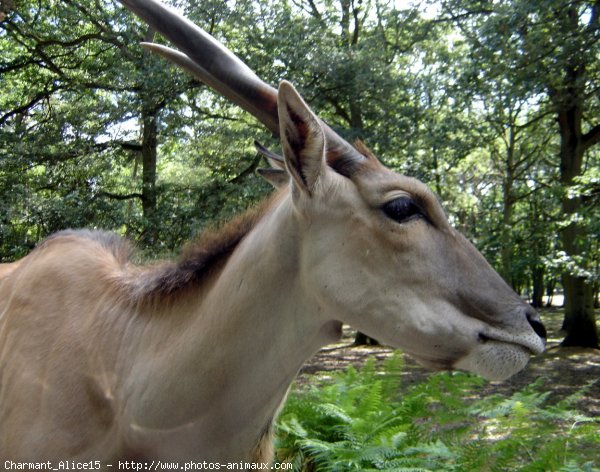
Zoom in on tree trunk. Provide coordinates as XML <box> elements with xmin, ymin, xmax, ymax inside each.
<box><xmin>499</xmin><ymin>127</ymin><xmax>516</xmax><ymax>287</ymax></box>
<box><xmin>545</xmin><ymin>279</ymin><xmax>556</xmax><ymax>308</ymax></box>
<box><xmin>500</xmin><ymin>182</ymin><xmax>514</xmax><ymax>287</ymax></box>
<box><xmin>561</xmin><ymin>275</ymin><xmax>597</xmax><ymax>346</ymax></box>
<box><xmin>546</xmin><ymin>4</ymin><xmax>600</xmax><ymax>347</ymax></box>
<box><xmin>139</xmin><ymin>27</ymin><xmax>159</xmax><ymax>246</ymax></box>
<box><xmin>141</xmin><ymin>108</ymin><xmax>158</xmax><ymax>245</ymax></box>
<box><xmin>556</xmin><ymin>98</ymin><xmax>598</xmax><ymax>347</ymax></box>
<box><xmin>354</xmin><ymin>331</ymin><xmax>379</xmax><ymax>346</ymax></box>
<box><xmin>531</xmin><ymin>265</ymin><xmax>544</xmax><ymax>308</ymax></box>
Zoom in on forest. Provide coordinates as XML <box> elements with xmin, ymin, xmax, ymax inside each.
<box><xmin>1</xmin><ymin>0</ymin><xmax>599</xmax><ymax>469</ymax></box>
<box><xmin>1</xmin><ymin>0</ymin><xmax>599</xmax><ymax>346</ymax></box>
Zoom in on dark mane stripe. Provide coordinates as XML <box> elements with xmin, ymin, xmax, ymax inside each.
<box><xmin>37</xmin><ymin>193</ymin><xmax>279</xmax><ymax>305</ymax></box>
<box><xmin>131</xmin><ymin>191</ymin><xmax>280</xmax><ymax>301</ymax></box>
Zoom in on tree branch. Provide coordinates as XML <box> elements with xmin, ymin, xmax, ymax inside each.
<box><xmin>583</xmin><ymin>122</ymin><xmax>600</xmax><ymax>150</ymax></box>
<box><xmin>0</xmin><ymin>56</ymin><xmax>42</xmax><ymax>74</ymax></box>
<box><xmin>34</xmin><ymin>32</ymin><xmax>105</xmax><ymax>49</ymax></box>
<box><xmin>0</xmin><ymin>83</ymin><xmax>64</xmax><ymax>125</ymax></box>
<box><xmin>119</xmin><ymin>141</ymin><xmax>143</xmax><ymax>152</ymax></box>
<box><xmin>229</xmin><ymin>154</ymin><xmax>261</xmax><ymax>184</ymax></box>
<box><xmin>97</xmin><ymin>190</ymin><xmax>143</xmax><ymax>201</ymax></box>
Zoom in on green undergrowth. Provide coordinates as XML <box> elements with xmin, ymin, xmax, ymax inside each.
<box><xmin>274</xmin><ymin>355</ymin><xmax>598</xmax><ymax>472</ymax></box>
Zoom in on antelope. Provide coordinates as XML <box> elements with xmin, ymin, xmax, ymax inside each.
<box><xmin>0</xmin><ymin>0</ymin><xmax>546</xmax><ymax>463</ymax></box>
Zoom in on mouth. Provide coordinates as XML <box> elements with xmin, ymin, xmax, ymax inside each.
<box><xmin>389</xmin><ymin>308</ymin><xmax>547</xmax><ymax>381</ymax></box>
<box><xmin>404</xmin><ymin>331</ymin><xmax>545</xmax><ymax>381</ymax></box>
<box><xmin>454</xmin><ymin>329</ymin><xmax>546</xmax><ymax>381</ymax></box>
<box><xmin>477</xmin><ymin>328</ymin><xmax>546</xmax><ymax>355</ymax></box>
<box><xmin>454</xmin><ymin>343</ymin><xmax>528</xmax><ymax>380</ymax></box>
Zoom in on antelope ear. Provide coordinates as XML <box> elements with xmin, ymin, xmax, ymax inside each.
<box><xmin>255</xmin><ymin>140</ymin><xmax>289</xmax><ymax>187</ymax></box>
<box><xmin>257</xmin><ymin>168</ymin><xmax>288</xmax><ymax>188</ymax></box>
<box><xmin>277</xmin><ymin>81</ymin><xmax>326</xmax><ymax>196</ymax></box>
<box><xmin>254</xmin><ymin>140</ymin><xmax>285</xmax><ymax>170</ymax></box>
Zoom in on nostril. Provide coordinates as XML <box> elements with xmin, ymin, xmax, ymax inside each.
<box><xmin>530</xmin><ymin>319</ymin><xmax>547</xmax><ymax>341</ymax></box>
<box><xmin>526</xmin><ymin>309</ymin><xmax>547</xmax><ymax>340</ymax></box>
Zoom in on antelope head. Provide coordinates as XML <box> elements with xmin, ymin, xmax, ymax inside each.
<box><xmin>120</xmin><ymin>0</ymin><xmax>546</xmax><ymax>380</ymax></box>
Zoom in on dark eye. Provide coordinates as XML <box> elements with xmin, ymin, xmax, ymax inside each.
<box><xmin>382</xmin><ymin>197</ymin><xmax>423</xmax><ymax>223</ymax></box>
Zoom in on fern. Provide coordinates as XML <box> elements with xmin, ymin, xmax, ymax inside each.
<box><xmin>274</xmin><ymin>353</ymin><xmax>599</xmax><ymax>472</ymax></box>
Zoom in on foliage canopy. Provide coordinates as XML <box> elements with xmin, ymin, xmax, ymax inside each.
<box><xmin>0</xmin><ymin>0</ymin><xmax>598</xmax><ymax>343</ymax></box>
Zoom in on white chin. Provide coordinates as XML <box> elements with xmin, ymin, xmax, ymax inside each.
<box><xmin>453</xmin><ymin>341</ymin><xmax>531</xmax><ymax>381</ymax></box>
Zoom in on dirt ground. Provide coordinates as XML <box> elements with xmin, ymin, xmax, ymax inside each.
<box><xmin>296</xmin><ymin>308</ymin><xmax>600</xmax><ymax>417</ymax></box>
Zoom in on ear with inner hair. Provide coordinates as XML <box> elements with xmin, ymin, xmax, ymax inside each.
<box><xmin>277</xmin><ymin>81</ymin><xmax>327</xmax><ymax>196</ymax></box>
<box><xmin>256</xmin><ymin>167</ymin><xmax>288</xmax><ymax>189</ymax></box>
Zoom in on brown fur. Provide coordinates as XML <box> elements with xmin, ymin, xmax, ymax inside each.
<box><xmin>353</xmin><ymin>139</ymin><xmax>381</xmax><ymax>164</ymax></box>
<box><xmin>80</xmin><ymin>191</ymin><xmax>277</xmax><ymax>307</ymax></box>
<box><xmin>134</xmin><ymin>192</ymin><xmax>279</xmax><ymax>300</ymax></box>
<box><xmin>327</xmin><ymin>140</ymin><xmax>383</xmax><ymax>178</ymax></box>
<box><xmin>30</xmin><ymin>193</ymin><xmax>279</xmax><ymax>309</ymax></box>
<box><xmin>0</xmin><ymin>67</ymin><xmax>545</xmax><ymax>463</ymax></box>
